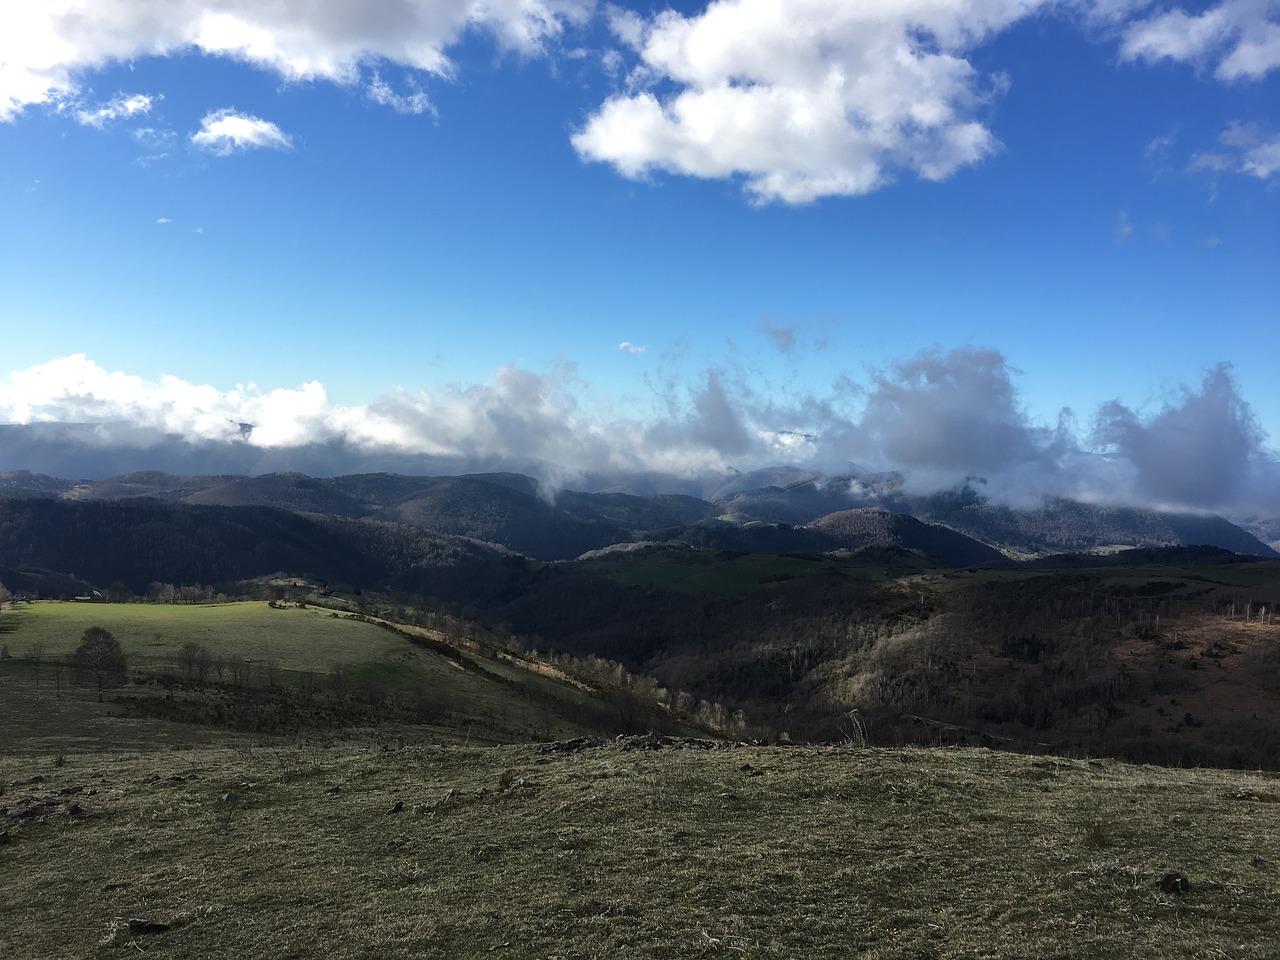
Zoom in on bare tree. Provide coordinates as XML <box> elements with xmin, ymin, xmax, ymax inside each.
<box><xmin>25</xmin><ymin>641</ymin><xmax>47</xmax><ymax>684</ymax></box>
<box><xmin>177</xmin><ymin>641</ymin><xmax>200</xmax><ymax>679</ymax></box>
<box><xmin>70</xmin><ymin>627</ymin><xmax>128</xmax><ymax>701</ymax></box>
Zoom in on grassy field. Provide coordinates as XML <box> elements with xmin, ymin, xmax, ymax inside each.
<box><xmin>0</xmin><ymin>600</ymin><xmax>405</xmax><ymax>671</ymax></box>
<box><xmin>0</xmin><ymin>601</ymin><xmax>658</xmax><ymax>752</ymax></box>
<box><xmin>1</xmin><ymin>739</ymin><xmax>1278</xmax><ymax>959</ymax></box>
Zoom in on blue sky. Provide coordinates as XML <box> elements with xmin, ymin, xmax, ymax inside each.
<box><xmin>1</xmin><ymin>1</ymin><xmax>1277</xmax><ymax>511</ymax></box>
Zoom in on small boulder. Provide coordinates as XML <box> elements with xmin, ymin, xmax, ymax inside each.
<box><xmin>386</xmin><ymin>800</ymin><xmax>404</xmax><ymax>814</ymax></box>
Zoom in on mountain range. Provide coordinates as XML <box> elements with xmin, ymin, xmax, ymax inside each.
<box><xmin>1</xmin><ymin>468</ymin><xmax>1274</xmax><ymax>570</ymax></box>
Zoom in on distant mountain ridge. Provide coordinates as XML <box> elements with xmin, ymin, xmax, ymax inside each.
<box><xmin>0</xmin><ymin>468</ymin><xmax>1275</xmax><ymax>564</ymax></box>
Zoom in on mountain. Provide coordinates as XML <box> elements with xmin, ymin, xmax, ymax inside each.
<box><xmin>0</xmin><ymin>470</ymin><xmax>78</xmax><ymax>499</ymax></box>
<box><xmin>809</xmin><ymin>508</ymin><xmax>1009</xmax><ymax>567</ymax></box>
<box><xmin>1</xmin><ymin>467</ymin><xmax>1274</xmax><ymax>561</ymax></box>
<box><xmin>0</xmin><ymin>496</ymin><xmax>503</xmax><ymax>595</ymax></box>
<box><xmin>183</xmin><ymin>472</ymin><xmax>370</xmax><ymax>517</ymax></box>
<box><xmin>715</xmin><ymin>477</ymin><xmax>1278</xmax><ymax>559</ymax></box>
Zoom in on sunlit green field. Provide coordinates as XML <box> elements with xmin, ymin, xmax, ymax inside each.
<box><xmin>0</xmin><ymin>601</ymin><xmax>629</xmax><ymax>754</ymax></box>
<box><xmin>0</xmin><ymin>600</ymin><xmax>401</xmax><ymax>671</ymax></box>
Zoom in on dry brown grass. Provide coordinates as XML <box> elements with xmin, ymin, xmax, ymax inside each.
<box><xmin>3</xmin><ymin>739</ymin><xmax>1279</xmax><ymax>959</ymax></box>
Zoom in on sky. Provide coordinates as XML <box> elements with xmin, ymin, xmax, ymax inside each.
<box><xmin>0</xmin><ymin>1</ymin><xmax>1278</xmax><ymax>513</ymax></box>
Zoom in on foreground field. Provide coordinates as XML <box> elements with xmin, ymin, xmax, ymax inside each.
<box><xmin>2</xmin><ymin>739</ymin><xmax>1278</xmax><ymax>959</ymax></box>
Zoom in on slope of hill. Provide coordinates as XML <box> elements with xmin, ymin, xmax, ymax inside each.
<box><xmin>2</xmin><ymin>740</ymin><xmax>1277</xmax><ymax>959</ymax></box>
<box><xmin>0</xmin><ymin>497</ymin><xmax>502</xmax><ymax>594</ymax></box>
<box><xmin>382</xmin><ymin>476</ymin><xmax>628</xmax><ymax>560</ymax></box>
<box><xmin>0</xmin><ymin>469</ymin><xmax>78</xmax><ymax>498</ymax></box>
<box><xmin>184</xmin><ymin>472</ymin><xmax>369</xmax><ymax>517</ymax></box>
<box><xmin>85</xmin><ymin>470</ymin><xmax>235</xmax><ymax>501</ymax></box>
<box><xmin>810</xmin><ymin>508</ymin><xmax>1009</xmax><ymax>567</ymax></box>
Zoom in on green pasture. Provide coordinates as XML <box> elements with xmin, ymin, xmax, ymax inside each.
<box><xmin>0</xmin><ymin>600</ymin><xmax>402</xmax><ymax>671</ymax></box>
<box><xmin>0</xmin><ymin>601</ymin><xmax>623</xmax><ymax>752</ymax></box>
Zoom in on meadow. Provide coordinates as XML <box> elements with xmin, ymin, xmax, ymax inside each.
<box><xmin>0</xmin><ymin>600</ymin><xmax>404</xmax><ymax>672</ymax></box>
<box><xmin>0</xmin><ymin>601</ymin><xmax>642</xmax><ymax>753</ymax></box>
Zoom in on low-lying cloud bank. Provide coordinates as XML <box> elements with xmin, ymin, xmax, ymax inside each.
<box><xmin>1</xmin><ymin>351</ymin><xmax>1277</xmax><ymax>516</ymax></box>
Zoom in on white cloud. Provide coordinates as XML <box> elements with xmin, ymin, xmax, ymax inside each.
<box><xmin>1190</xmin><ymin>122</ymin><xmax>1280</xmax><ymax>179</ymax></box>
<box><xmin>1</xmin><ymin>350</ymin><xmax>1275</xmax><ymax>512</ymax></box>
<box><xmin>573</xmin><ymin>0</ymin><xmax>1050</xmax><ymax>204</ymax></box>
<box><xmin>191</xmin><ymin>108</ymin><xmax>292</xmax><ymax>155</ymax></box>
<box><xmin>155</xmin><ymin>216</ymin><xmax>171</xmax><ymax>224</ymax></box>
<box><xmin>0</xmin><ymin>0</ymin><xmax>593</xmax><ymax>122</ymax></box>
<box><xmin>367</xmin><ymin>73</ymin><xmax>433</xmax><ymax>115</ymax></box>
<box><xmin>1120</xmin><ymin>1</ymin><xmax>1280</xmax><ymax>81</ymax></box>
<box><xmin>73</xmin><ymin>92</ymin><xmax>154</xmax><ymax>127</ymax></box>
<box><xmin>1240</xmin><ymin>132</ymin><xmax>1280</xmax><ymax>177</ymax></box>
<box><xmin>1094</xmin><ymin>364</ymin><xmax>1268</xmax><ymax>507</ymax></box>
<box><xmin>617</xmin><ymin>341</ymin><xmax>646</xmax><ymax>354</ymax></box>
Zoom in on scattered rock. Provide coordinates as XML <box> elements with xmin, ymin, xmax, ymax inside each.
<box><xmin>1227</xmin><ymin>787</ymin><xmax>1257</xmax><ymax>801</ymax></box>
<box><xmin>1157</xmin><ymin>871</ymin><xmax>1189</xmax><ymax>893</ymax></box>
<box><xmin>324</xmin><ymin>785</ymin><xmax>341</xmax><ymax>794</ymax></box>
<box><xmin>29</xmin><ymin>775</ymin><xmax>45</xmax><ymax>784</ymax></box>
<box><xmin>386</xmin><ymin>800</ymin><xmax>404</xmax><ymax>814</ymax></box>
<box><xmin>143</xmin><ymin>774</ymin><xmax>161</xmax><ymax>784</ymax></box>
<box><xmin>67</xmin><ymin>803</ymin><xmax>84</xmax><ymax>817</ymax></box>
<box><xmin>0</xmin><ymin>830</ymin><xmax>10</xmax><ymax>844</ymax></box>
<box><xmin>59</xmin><ymin>785</ymin><xmax>84</xmax><ymax>796</ymax></box>
<box><xmin>222</xmin><ymin>791</ymin><xmax>237</xmax><ymax>804</ymax></box>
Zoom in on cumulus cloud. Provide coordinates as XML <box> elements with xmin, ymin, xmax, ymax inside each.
<box><xmin>0</xmin><ymin>0</ymin><xmax>592</xmax><ymax>122</ymax></box>
<box><xmin>617</xmin><ymin>341</ymin><xmax>647</xmax><ymax>354</ymax></box>
<box><xmin>1093</xmin><ymin>364</ymin><xmax>1273</xmax><ymax>509</ymax></box>
<box><xmin>1</xmin><ymin>351</ymin><xmax>1276</xmax><ymax>513</ymax></box>
<box><xmin>1120</xmin><ymin>0</ymin><xmax>1280</xmax><ymax>81</ymax></box>
<box><xmin>573</xmin><ymin>0</ymin><xmax>1049</xmax><ymax>204</ymax></box>
<box><xmin>191</xmin><ymin>108</ymin><xmax>291</xmax><ymax>155</ymax></box>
